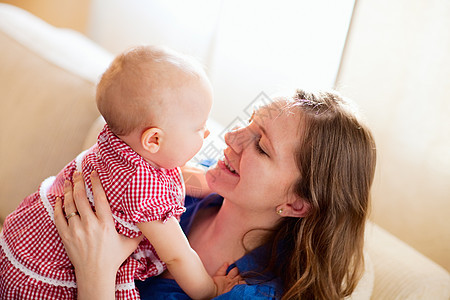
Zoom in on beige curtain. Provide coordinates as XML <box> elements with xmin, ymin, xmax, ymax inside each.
<box><xmin>336</xmin><ymin>0</ymin><xmax>450</xmax><ymax>271</ymax></box>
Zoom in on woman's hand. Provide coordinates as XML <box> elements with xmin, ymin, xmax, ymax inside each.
<box><xmin>54</xmin><ymin>170</ymin><xmax>142</xmax><ymax>299</ymax></box>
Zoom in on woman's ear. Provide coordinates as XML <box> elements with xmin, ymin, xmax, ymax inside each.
<box><xmin>141</xmin><ymin>127</ymin><xmax>164</xmax><ymax>154</ymax></box>
<box><xmin>277</xmin><ymin>197</ymin><xmax>311</xmax><ymax>218</ymax></box>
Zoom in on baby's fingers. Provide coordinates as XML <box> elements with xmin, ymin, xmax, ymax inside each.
<box><xmin>214</xmin><ymin>262</ymin><xmax>230</xmax><ymax>277</ymax></box>
<box><xmin>227</xmin><ymin>266</ymin><xmax>239</xmax><ymax>279</ymax></box>
<box><xmin>213</xmin><ymin>267</ymin><xmax>245</xmax><ymax>296</ymax></box>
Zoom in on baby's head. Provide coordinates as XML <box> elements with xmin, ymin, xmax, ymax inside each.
<box><xmin>96</xmin><ymin>45</ymin><xmax>213</xmax><ymax>169</ymax></box>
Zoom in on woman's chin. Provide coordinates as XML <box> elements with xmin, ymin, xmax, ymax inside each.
<box><xmin>205</xmin><ymin>163</ymin><xmax>239</xmax><ymax>193</ymax></box>
<box><xmin>205</xmin><ymin>167</ymin><xmax>220</xmax><ymax>190</ymax></box>
<box><xmin>205</xmin><ymin>169</ymin><xmax>215</xmax><ymax>191</ymax></box>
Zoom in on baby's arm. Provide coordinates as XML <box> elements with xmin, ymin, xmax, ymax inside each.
<box><xmin>137</xmin><ymin>218</ymin><xmax>216</xmax><ymax>299</ymax></box>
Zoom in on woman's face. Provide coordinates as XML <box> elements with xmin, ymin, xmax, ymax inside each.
<box><xmin>206</xmin><ymin>101</ymin><xmax>302</xmax><ymax>213</ymax></box>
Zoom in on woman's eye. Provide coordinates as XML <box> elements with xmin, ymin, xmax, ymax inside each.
<box><xmin>255</xmin><ymin>138</ymin><xmax>267</xmax><ymax>156</ymax></box>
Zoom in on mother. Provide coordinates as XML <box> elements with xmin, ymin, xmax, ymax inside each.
<box><xmin>55</xmin><ymin>89</ymin><xmax>376</xmax><ymax>299</ymax></box>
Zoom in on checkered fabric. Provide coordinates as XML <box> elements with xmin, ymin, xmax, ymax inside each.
<box><xmin>0</xmin><ymin>125</ymin><xmax>185</xmax><ymax>299</ymax></box>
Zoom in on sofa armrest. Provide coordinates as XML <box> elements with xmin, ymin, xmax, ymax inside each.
<box><xmin>365</xmin><ymin>221</ymin><xmax>450</xmax><ymax>299</ymax></box>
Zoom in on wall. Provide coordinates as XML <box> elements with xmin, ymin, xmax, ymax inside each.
<box><xmin>86</xmin><ymin>0</ymin><xmax>355</xmax><ymax>127</ymax></box>
<box><xmin>336</xmin><ymin>0</ymin><xmax>450</xmax><ymax>271</ymax></box>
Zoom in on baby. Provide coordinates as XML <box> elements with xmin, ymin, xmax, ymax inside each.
<box><xmin>0</xmin><ymin>46</ymin><xmax>229</xmax><ymax>299</ymax></box>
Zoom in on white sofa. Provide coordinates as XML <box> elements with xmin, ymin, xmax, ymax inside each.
<box><xmin>0</xmin><ymin>4</ymin><xmax>449</xmax><ymax>299</ymax></box>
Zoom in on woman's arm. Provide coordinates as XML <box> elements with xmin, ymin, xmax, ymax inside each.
<box><xmin>54</xmin><ymin>171</ymin><xmax>142</xmax><ymax>300</ymax></box>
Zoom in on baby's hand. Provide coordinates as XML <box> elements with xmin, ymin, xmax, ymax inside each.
<box><xmin>213</xmin><ymin>263</ymin><xmax>245</xmax><ymax>296</ymax></box>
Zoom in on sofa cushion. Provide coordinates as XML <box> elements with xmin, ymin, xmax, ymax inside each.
<box><xmin>365</xmin><ymin>222</ymin><xmax>450</xmax><ymax>299</ymax></box>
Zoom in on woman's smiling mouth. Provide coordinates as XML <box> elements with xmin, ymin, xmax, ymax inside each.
<box><xmin>219</xmin><ymin>155</ymin><xmax>239</xmax><ymax>176</ymax></box>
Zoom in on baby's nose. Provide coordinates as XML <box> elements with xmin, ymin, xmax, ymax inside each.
<box><xmin>204</xmin><ymin>129</ymin><xmax>210</xmax><ymax>139</ymax></box>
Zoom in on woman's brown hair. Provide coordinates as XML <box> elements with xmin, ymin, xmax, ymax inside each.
<box><xmin>266</xmin><ymin>89</ymin><xmax>376</xmax><ymax>299</ymax></box>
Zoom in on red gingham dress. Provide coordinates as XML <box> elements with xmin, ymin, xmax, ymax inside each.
<box><xmin>0</xmin><ymin>125</ymin><xmax>186</xmax><ymax>299</ymax></box>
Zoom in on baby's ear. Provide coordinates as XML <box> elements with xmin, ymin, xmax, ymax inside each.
<box><xmin>141</xmin><ymin>128</ymin><xmax>163</xmax><ymax>154</ymax></box>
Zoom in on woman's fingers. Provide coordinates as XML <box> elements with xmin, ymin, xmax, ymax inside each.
<box><xmin>90</xmin><ymin>170</ymin><xmax>113</xmax><ymax>223</ymax></box>
<box><xmin>71</xmin><ymin>171</ymin><xmax>95</xmax><ymax>220</ymax></box>
<box><xmin>71</xmin><ymin>171</ymin><xmax>94</xmax><ymax>217</ymax></box>
<box><xmin>54</xmin><ymin>197</ymin><xmax>68</xmax><ymax>233</ymax></box>
<box><xmin>63</xmin><ymin>179</ymin><xmax>78</xmax><ymax>217</ymax></box>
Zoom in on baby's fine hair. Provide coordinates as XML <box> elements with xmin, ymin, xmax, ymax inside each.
<box><xmin>96</xmin><ymin>45</ymin><xmax>207</xmax><ymax>136</ymax></box>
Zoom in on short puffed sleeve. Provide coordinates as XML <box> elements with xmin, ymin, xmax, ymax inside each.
<box><xmin>121</xmin><ymin>165</ymin><xmax>186</xmax><ymax>225</ymax></box>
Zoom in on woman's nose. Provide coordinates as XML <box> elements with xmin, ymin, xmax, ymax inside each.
<box><xmin>224</xmin><ymin>127</ymin><xmax>248</xmax><ymax>153</ymax></box>
<box><xmin>203</xmin><ymin>129</ymin><xmax>210</xmax><ymax>139</ymax></box>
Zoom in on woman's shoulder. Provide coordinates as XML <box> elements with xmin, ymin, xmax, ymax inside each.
<box><xmin>180</xmin><ymin>194</ymin><xmax>223</xmax><ymax>233</ymax></box>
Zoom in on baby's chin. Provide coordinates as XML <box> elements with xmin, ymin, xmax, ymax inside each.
<box><xmin>154</xmin><ymin>158</ymin><xmax>187</xmax><ymax>170</ymax></box>
<box><xmin>146</xmin><ymin>160</ymin><xmax>176</xmax><ymax>170</ymax></box>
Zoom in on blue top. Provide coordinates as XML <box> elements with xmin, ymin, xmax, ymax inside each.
<box><xmin>135</xmin><ymin>194</ymin><xmax>283</xmax><ymax>299</ymax></box>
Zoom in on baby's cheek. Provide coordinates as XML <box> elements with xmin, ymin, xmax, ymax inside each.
<box><xmin>193</xmin><ymin>136</ymin><xmax>204</xmax><ymax>154</ymax></box>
